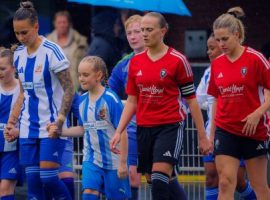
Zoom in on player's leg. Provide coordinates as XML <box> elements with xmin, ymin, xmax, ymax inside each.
<box><xmin>40</xmin><ymin>138</ymin><xmax>71</xmax><ymax>199</ymax></box>
<box><xmin>242</xmin><ymin>138</ymin><xmax>270</xmax><ymax>199</ymax></box>
<box><xmin>203</xmin><ymin>155</ymin><xmax>219</xmax><ymax>200</ymax></box>
<box><xmin>0</xmin><ymin>151</ymin><xmax>20</xmax><ymax>200</ymax></box>
<box><xmin>151</xmin><ymin>122</ymin><xmax>184</xmax><ymax>200</ymax></box>
<box><xmin>214</xmin><ymin>128</ymin><xmax>241</xmax><ymax>200</ymax></box>
<box><xmin>127</xmin><ymin>132</ymin><xmax>141</xmax><ymax>200</ymax></box>
<box><xmin>82</xmin><ymin>161</ymin><xmax>103</xmax><ymax>200</ymax></box>
<box><xmin>236</xmin><ymin>161</ymin><xmax>256</xmax><ymax>200</ymax></box>
<box><xmin>20</xmin><ymin>138</ymin><xmax>44</xmax><ymax>199</ymax></box>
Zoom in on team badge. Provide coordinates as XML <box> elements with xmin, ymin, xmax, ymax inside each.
<box><xmin>35</xmin><ymin>64</ymin><xmax>43</xmax><ymax>73</ymax></box>
<box><xmin>160</xmin><ymin>69</ymin><xmax>167</xmax><ymax>79</ymax></box>
<box><xmin>241</xmin><ymin>67</ymin><xmax>247</xmax><ymax>77</ymax></box>
<box><xmin>99</xmin><ymin>106</ymin><xmax>107</xmax><ymax>120</ymax></box>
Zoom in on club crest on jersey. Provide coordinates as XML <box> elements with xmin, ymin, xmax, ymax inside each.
<box><xmin>241</xmin><ymin>67</ymin><xmax>247</xmax><ymax>77</ymax></box>
<box><xmin>35</xmin><ymin>64</ymin><xmax>43</xmax><ymax>73</ymax></box>
<box><xmin>99</xmin><ymin>106</ymin><xmax>107</xmax><ymax>120</ymax></box>
<box><xmin>160</xmin><ymin>69</ymin><xmax>167</xmax><ymax>79</ymax></box>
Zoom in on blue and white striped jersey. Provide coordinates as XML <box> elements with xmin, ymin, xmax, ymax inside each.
<box><xmin>78</xmin><ymin>88</ymin><xmax>123</xmax><ymax>170</ymax></box>
<box><xmin>14</xmin><ymin>37</ymin><xmax>70</xmax><ymax>138</ymax></box>
<box><xmin>0</xmin><ymin>83</ymin><xmax>20</xmax><ymax>152</ymax></box>
<box><xmin>196</xmin><ymin>67</ymin><xmax>214</xmax><ymax>138</ymax></box>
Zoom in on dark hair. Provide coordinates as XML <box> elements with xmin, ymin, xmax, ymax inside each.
<box><xmin>144</xmin><ymin>12</ymin><xmax>169</xmax><ymax>30</ymax></box>
<box><xmin>213</xmin><ymin>7</ymin><xmax>245</xmax><ymax>44</ymax></box>
<box><xmin>13</xmin><ymin>0</ymin><xmax>38</xmax><ymax>25</ymax></box>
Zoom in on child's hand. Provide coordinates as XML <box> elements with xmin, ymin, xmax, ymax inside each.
<box><xmin>4</xmin><ymin>124</ymin><xmax>19</xmax><ymax>142</ymax></box>
<box><xmin>110</xmin><ymin>132</ymin><xmax>121</xmax><ymax>154</ymax></box>
<box><xmin>117</xmin><ymin>162</ymin><xmax>128</xmax><ymax>179</ymax></box>
<box><xmin>46</xmin><ymin>122</ymin><xmax>59</xmax><ymax>138</ymax></box>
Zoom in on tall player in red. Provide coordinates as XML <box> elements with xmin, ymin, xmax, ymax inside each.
<box><xmin>110</xmin><ymin>12</ymin><xmax>211</xmax><ymax>200</ymax></box>
<box><xmin>208</xmin><ymin>6</ymin><xmax>270</xmax><ymax>200</ymax></box>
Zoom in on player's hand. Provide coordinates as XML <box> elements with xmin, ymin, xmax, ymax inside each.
<box><xmin>110</xmin><ymin>132</ymin><xmax>121</xmax><ymax>154</ymax></box>
<box><xmin>117</xmin><ymin>162</ymin><xmax>128</xmax><ymax>179</ymax></box>
<box><xmin>241</xmin><ymin>111</ymin><xmax>261</xmax><ymax>136</ymax></box>
<box><xmin>198</xmin><ymin>135</ymin><xmax>211</xmax><ymax>155</ymax></box>
<box><xmin>47</xmin><ymin>122</ymin><xmax>59</xmax><ymax>138</ymax></box>
<box><xmin>4</xmin><ymin>123</ymin><xmax>19</xmax><ymax>142</ymax></box>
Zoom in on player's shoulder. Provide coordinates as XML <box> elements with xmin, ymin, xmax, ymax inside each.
<box><xmin>104</xmin><ymin>88</ymin><xmax>121</xmax><ymax>104</ymax></box>
<box><xmin>246</xmin><ymin>47</ymin><xmax>270</xmax><ymax>67</ymax></box>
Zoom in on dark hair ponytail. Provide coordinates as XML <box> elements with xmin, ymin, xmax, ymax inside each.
<box><xmin>13</xmin><ymin>0</ymin><xmax>38</xmax><ymax>25</ymax></box>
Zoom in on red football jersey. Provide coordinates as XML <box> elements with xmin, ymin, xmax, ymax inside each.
<box><xmin>208</xmin><ymin>47</ymin><xmax>270</xmax><ymax>140</ymax></box>
<box><xmin>126</xmin><ymin>48</ymin><xmax>195</xmax><ymax>126</ymax></box>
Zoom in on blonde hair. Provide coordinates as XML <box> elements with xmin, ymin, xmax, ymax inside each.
<box><xmin>213</xmin><ymin>7</ymin><xmax>245</xmax><ymax>44</ymax></box>
<box><xmin>124</xmin><ymin>14</ymin><xmax>142</xmax><ymax>31</ymax></box>
<box><xmin>0</xmin><ymin>47</ymin><xmax>14</xmax><ymax>66</ymax></box>
<box><xmin>80</xmin><ymin>56</ymin><xmax>108</xmax><ymax>86</ymax></box>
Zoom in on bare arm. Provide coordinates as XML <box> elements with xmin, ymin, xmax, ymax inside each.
<box><xmin>55</xmin><ymin>68</ymin><xmax>75</xmax><ymax>129</ymax></box>
<box><xmin>186</xmin><ymin>98</ymin><xmax>211</xmax><ymax>155</ymax></box>
<box><xmin>115</xmin><ymin>95</ymin><xmax>137</xmax><ymax>134</ymax></box>
<box><xmin>110</xmin><ymin>95</ymin><xmax>137</xmax><ymax>149</ymax></box>
<box><xmin>4</xmin><ymin>80</ymin><xmax>24</xmax><ymax>142</ymax></box>
<box><xmin>62</xmin><ymin>126</ymin><xmax>85</xmax><ymax>137</ymax></box>
<box><xmin>242</xmin><ymin>89</ymin><xmax>270</xmax><ymax>135</ymax></box>
<box><xmin>7</xmin><ymin>80</ymin><xmax>24</xmax><ymax>125</ymax></box>
<box><xmin>118</xmin><ymin>130</ymin><xmax>129</xmax><ymax>179</ymax></box>
<box><xmin>209</xmin><ymin>99</ymin><xmax>217</xmax><ymax>144</ymax></box>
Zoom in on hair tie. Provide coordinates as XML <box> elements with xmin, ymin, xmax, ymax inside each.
<box><xmin>227</xmin><ymin>12</ymin><xmax>237</xmax><ymax>18</ymax></box>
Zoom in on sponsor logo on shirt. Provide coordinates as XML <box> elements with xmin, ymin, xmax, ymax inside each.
<box><xmin>84</xmin><ymin>120</ymin><xmax>109</xmax><ymax>130</ymax></box>
<box><xmin>22</xmin><ymin>82</ymin><xmax>34</xmax><ymax>90</ymax></box>
<box><xmin>218</xmin><ymin>84</ymin><xmax>244</xmax><ymax>97</ymax></box>
<box><xmin>22</xmin><ymin>82</ymin><xmax>45</xmax><ymax>90</ymax></box>
<box><xmin>138</xmin><ymin>84</ymin><xmax>164</xmax><ymax>96</ymax></box>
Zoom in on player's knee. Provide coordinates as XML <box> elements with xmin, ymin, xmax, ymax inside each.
<box><xmin>219</xmin><ymin>175</ymin><xmax>234</xmax><ymax>192</ymax></box>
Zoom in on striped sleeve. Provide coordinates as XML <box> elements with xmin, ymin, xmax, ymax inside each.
<box><xmin>247</xmin><ymin>47</ymin><xmax>270</xmax><ymax>90</ymax></box>
<box><xmin>44</xmin><ymin>40</ymin><xmax>70</xmax><ymax>73</ymax></box>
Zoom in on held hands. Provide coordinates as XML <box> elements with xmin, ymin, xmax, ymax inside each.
<box><xmin>241</xmin><ymin>111</ymin><xmax>261</xmax><ymax>136</ymax></box>
<box><xmin>47</xmin><ymin>115</ymin><xmax>65</xmax><ymax>138</ymax></box>
<box><xmin>198</xmin><ymin>134</ymin><xmax>212</xmax><ymax>155</ymax></box>
<box><xmin>4</xmin><ymin>123</ymin><xmax>19</xmax><ymax>142</ymax></box>
<box><xmin>46</xmin><ymin>122</ymin><xmax>60</xmax><ymax>138</ymax></box>
<box><xmin>109</xmin><ymin>132</ymin><xmax>121</xmax><ymax>154</ymax></box>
